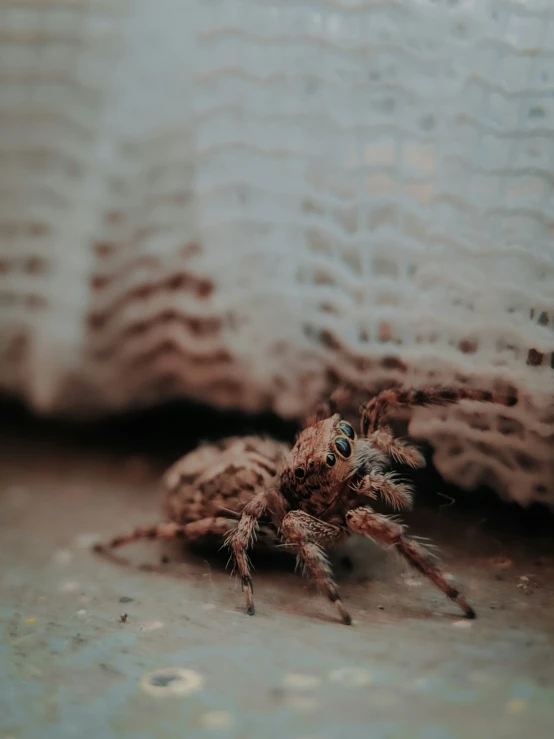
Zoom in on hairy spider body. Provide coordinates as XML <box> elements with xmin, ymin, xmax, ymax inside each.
<box><xmin>93</xmin><ymin>436</ymin><xmax>289</xmax><ymax>552</ymax></box>
<box><xmin>93</xmin><ymin>384</ymin><xmax>517</xmax><ymax>624</ymax></box>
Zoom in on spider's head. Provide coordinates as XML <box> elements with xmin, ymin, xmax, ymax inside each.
<box><xmin>279</xmin><ymin>414</ymin><xmax>359</xmax><ymax>506</ymax></box>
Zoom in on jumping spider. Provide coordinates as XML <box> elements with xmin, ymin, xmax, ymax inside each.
<box><xmin>93</xmin><ymin>384</ymin><xmax>516</xmax><ymax>624</ymax></box>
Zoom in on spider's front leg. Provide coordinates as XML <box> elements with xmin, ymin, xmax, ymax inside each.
<box><xmin>346</xmin><ymin>506</ymin><xmax>476</xmax><ymax>619</ymax></box>
<box><xmin>360</xmin><ymin>385</ymin><xmax>517</xmax><ymax>454</ymax></box>
<box><xmin>227</xmin><ymin>488</ymin><xmax>287</xmax><ymax>616</ymax></box>
<box><xmin>280</xmin><ymin>511</ymin><xmax>350</xmax><ymax>625</ymax></box>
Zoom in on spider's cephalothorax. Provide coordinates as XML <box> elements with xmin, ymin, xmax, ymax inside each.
<box><xmin>279</xmin><ymin>414</ymin><xmax>387</xmax><ymax>517</ymax></box>
<box><xmin>92</xmin><ymin>384</ymin><xmax>517</xmax><ymax>625</ymax></box>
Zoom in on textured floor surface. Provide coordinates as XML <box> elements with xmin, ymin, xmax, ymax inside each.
<box><xmin>1</xmin><ymin>420</ymin><xmax>553</xmax><ymax>739</ymax></box>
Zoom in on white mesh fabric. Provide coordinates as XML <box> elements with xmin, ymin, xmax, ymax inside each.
<box><xmin>1</xmin><ymin>0</ymin><xmax>554</xmax><ymax>505</ymax></box>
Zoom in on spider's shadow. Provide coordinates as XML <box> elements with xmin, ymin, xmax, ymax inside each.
<box><xmin>92</xmin><ymin>531</ymin><xmax>393</xmax><ymax>589</ymax></box>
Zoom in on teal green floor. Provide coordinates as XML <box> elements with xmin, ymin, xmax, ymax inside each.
<box><xmin>1</xmin><ymin>434</ymin><xmax>553</xmax><ymax>739</ymax></box>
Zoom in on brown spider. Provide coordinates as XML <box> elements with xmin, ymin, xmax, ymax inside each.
<box><xmin>92</xmin><ymin>384</ymin><xmax>516</xmax><ymax>624</ymax></box>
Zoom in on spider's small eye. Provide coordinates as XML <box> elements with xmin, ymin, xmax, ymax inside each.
<box><xmin>294</xmin><ymin>467</ymin><xmax>305</xmax><ymax>479</ymax></box>
<box><xmin>339</xmin><ymin>421</ymin><xmax>355</xmax><ymax>439</ymax></box>
<box><xmin>334</xmin><ymin>437</ymin><xmax>352</xmax><ymax>458</ymax></box>
<box><xmin>326</xmin><ymin>453</ymin><xmax>336</xmax><ymax>467</ymax></box>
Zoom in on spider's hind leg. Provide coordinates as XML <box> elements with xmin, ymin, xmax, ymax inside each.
<box><xmin>92</xmin><ymin>517</ymin><xmax>239</xmax><ymax>554</ymax></box>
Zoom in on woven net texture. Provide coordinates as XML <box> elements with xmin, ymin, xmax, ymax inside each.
<box><xmin>1</xmin><ymin>0</ymin><xmax>554</xmax><ymax>506</ymax></box>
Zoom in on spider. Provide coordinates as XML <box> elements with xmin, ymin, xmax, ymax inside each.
<box><xmin>92</xmin><ymin>384</ymin><xmax>516</xmax><ymax>624</ymax></box>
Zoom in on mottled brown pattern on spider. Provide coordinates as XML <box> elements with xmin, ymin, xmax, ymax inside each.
<box><xmin>163</xmin><ymin>436</ymin><xmax>289</xmax><ymax>533</ymax></box>
<box><xmin>93</xmin><ymin>436</ymin><xmax>289</xmax><ymax>553</ymax></box>
<box><xmin>93</xmin><ymin>383</ymin><xmax>517</xmax><ymax>625</ymax></box>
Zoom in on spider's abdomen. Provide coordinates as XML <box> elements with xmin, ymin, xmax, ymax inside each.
<box><xmin>163</xmin><ymin>436</ymin><xmax>290</xmax><ymax>524</ymax></box>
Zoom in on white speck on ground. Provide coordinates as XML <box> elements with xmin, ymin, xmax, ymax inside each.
<box><xmin>328</xmin><ymin>667</ymin><xmax>373</xmax><ymax>687</ymax></box>
<box><xmin>52</xmin><ymin>549</ymin><xmax>73</xmax><ymax>567</ymax></box>
<box><xmin>285</xmin><ymin>695</ymin><xmax>318</xmax><ymax>711</ymax></box>
<box><xmin>198</xmin><ymin>711</ymin><xmax>235</xmax><ymax>729</ymax></box>
<box><xmin>138</xmin><ymin>620</ymin><xmax>164</xmax><ymax>632</ymax></box>
<box><xmin>283</xmin><ymin>673</ymin><xmax>322</xmax><ymax>690</ymax></box>
<box><xmin>59</xmin><ymin>581</ymin><xmax>80</xmax><ymax>593</ymax></box>
<box><xmin>452</xmin><ymin>620</ymin><xmax>473</xmax><ymax>629</ymax></box>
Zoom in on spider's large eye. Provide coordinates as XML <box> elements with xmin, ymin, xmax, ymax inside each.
<box><xmin>334</xmin><ymin>437</ymin><xmax>352</xmax><ymax>458</ymax></box>
<box><xmin>294</xmin><ymin>467</ymin><xmax>305</xmax><ymax>479</ymax></box>
<box><xmin>339</xmin><ymin>421</ymin><xmax>355</xmax><ymax>439</ymax></box>
<box><xmin>326</xmin><ymin>453</ymin><xmax>336</xmax><ymax>467</ymax></box>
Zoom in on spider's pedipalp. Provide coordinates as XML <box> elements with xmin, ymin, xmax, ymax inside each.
<box><xmin>350</xmin><ymin>437</ymin><xmax>388</xmax><ymax>477</ymax></box>
<box><xmin>356</xmin><ymin>472</ymin><xmax>414</xmax><ymax>511</ymax></box>
<box><xmin>370</xmin><ymin>427</ymin><xmax>426</xmax><ymax>468</ymax></box>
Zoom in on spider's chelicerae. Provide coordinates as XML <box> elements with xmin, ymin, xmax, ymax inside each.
<box><xmin>93</xmin><ymin>384</ymin><xmax>516</xmax><ymax>624</ymax></box>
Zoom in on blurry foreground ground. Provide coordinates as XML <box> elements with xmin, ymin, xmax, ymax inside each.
<box><xmin>1</xmin><ymin>401</ymin><xmax>553</xmax><ymax>739</ymax></box>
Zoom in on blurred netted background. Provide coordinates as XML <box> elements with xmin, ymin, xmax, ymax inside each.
<box><xmin>1</xmin><ymin>0</ymin><xmax>554</xmax><ymax>506</ymax></box>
